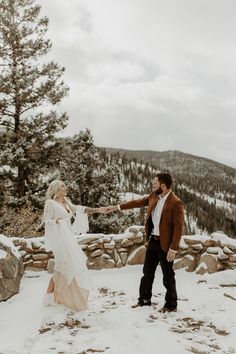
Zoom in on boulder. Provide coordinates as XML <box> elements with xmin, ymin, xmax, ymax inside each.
<box><xmin>192</xmin><ymin>244</ymin><xmax>203</xmax><ymax>251</ymax></box>
<box><xmin>196</xmin><ymin>261</ymin><xmax>208</xmax><ymax>275</ymax></box>
<box><xmin>198</xmin><ymin>253</ymin><xmax>223</xmax><ymax>274</ymax></box>
<box><xmin>88</xmin><ymin>255</ymin><xmax>115</xmax><ymax>270</ymax></box>
<box><xmin>127</xmin><ymin>246</ymin><xmax>146</xmax><ymax>265</ymax></box>
<box><xmin>202</xmin><ymin>239</ymin><xmax>218</xmax><ymax>247</ymax></box>
<box><xmin>206</xmin><ymin>247</ymin><xmax>222</xmax><ymax>254</ymax></box>
<box><xmin>119</xmin><ymin>252</ymin><xmax>128</xmax><ymax>266</ymax></box>
<box><xmin>174</xmin><ymin>255</ymin><xmax>196</xmax><ymax>272</ymax></box>
<box><xmin>87</xmin><ymin>243</ymin><xmax>103</xmax><ymax>251</ymax></box>
<box><xmin>121</xmin><ymin>238</ymin><xmax>133</xmax><ymax>247</ymax></box>
<box><xmin>0</xmin><ymin>235</ymin><xmax>24</xmax><ymax>301</ymax></box>
<box><xmin>104</xmin><ymin>241</ymin><xmax>115</xmax><ymax>249</ymax></box>
<box><xmin>32</xmin><ymin>254</ymin><xmax>49</xmax><ymax>261</ymax></box>
<box><xmin>90</xmin><ymin>249</ymin><xmax>103</xmax><ymax>258</ymax></box>
<box><xmin>31</xmin><ymin>241</ymin><xmax>42</xmax><ymax>249</ymax></box>
<box><xmin>223</xmin><ymin>247</ymin><xmax>233</xmax><ymax>254</ymax></box>
<box><xmin>229</xmin><ymin>255</ymin><xmax>236</xmax><ymax>262</ymax></box>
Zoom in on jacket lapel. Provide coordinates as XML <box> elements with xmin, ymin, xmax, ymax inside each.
<box><xmin>160</xmin><ymin>191</ymin><xmax>173</xmax><ymax>218</ymax></box>
<box><xmin>147</xmin><ymin>193</ymin><xmax>159</xmax><ymax>217</ymax></box>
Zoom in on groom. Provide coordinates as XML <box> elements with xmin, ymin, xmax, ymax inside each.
<box><xmin>106</xmin><ymin>172</ymin><xmax>184</xmax><ymax>312</ymax></box>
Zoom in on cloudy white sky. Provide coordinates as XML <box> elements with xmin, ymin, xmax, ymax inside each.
<box><xmin>38</xmin><ymin>0</ymin><xmax>236</xmax><ymax>168</ymax></box>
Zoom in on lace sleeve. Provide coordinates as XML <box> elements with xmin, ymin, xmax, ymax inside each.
<box><xmin>43</xmin><ymin>200</ymin><xmax>55</xmax><ymax>224</ymax></box>
<box><xmin>72</xmin><ymin>205</ymin><xmax>89</xmax><ymax>234</ymax></box>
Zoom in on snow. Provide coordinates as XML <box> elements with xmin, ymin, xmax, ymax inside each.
<box><xmin>182</xmin><ymin>234</ymin><xmax>210</xmax><ymax>243</ymax></box>
<box><xmin>205</xmin><ymin>269</ymin><xmax>236</xmax><ymax>287</ymax></box>
<box><xmin>211</xmin><ymin>232</ymin><xmax>236</xmax><ymax>248</ymax></box>
<box><xmin>0</xmin><ymin>234</ymin><xmax>21</xmax><ymax>259</ymax></box>
<box><xmin>0</xmin><ymin>266</ymin><xmax>236</xmax><ymax>354</ymax></box>
<box><xmin>0</xmin><ymin>249</ymin><xmax>7</xmax><ymax>259</ymax></box>
<box><xmin>180</xmin><ymin>184</ymin><xmax>235</xmax><ymax>212</ymax></box>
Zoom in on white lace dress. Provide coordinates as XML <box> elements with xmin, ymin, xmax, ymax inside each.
<box><xmin>43</xmin><ymin>198</ymin><xmax>93</xmax><ymax>311</ymax></box>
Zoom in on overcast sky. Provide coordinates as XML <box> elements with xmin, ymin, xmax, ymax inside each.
<box><xmin>38</xmin><ymin>0</ymin><xmax>236</xmax><ymax>168</ymax></box>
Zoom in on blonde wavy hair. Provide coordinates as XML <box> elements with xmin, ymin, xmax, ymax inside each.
<box><xmin>46</xmin><ymin>180</ymin><xmax>65</xmax><ymax>200</ymax></box>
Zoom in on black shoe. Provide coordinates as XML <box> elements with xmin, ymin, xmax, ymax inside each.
<box><xmin>159</xmin><ymin>306</ymin><xmax>177</xmax><ymax>313</ymax></box>
<box><xmin>131</xmin><ymin>300</ymin><xmax>151</xmax><ymax>308</ymax></box>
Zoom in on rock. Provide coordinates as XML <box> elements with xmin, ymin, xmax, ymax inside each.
<box><xmin>0</xmin><ymin>236</ymin><xmax>24</xmax><ymax>301</ymax></box>
<box><xmin>132</xmin><ymin>233</ymin><xmax>144</xmax><ymax>244</ymax></box>
<box><xmin>119</xmin><ymin>252</ymin><xmax>128</xmax><ymax>266</ymax></box>
<box><xmin>102</xmin><ymin>254</ymin><xmax>111</xmax><ymax>259</ymax></box>
<box><xmin>211</xmin><ymin>232</ymin><xmax>236</xmax><ymax>250</ymax></box>
<box><xmin>116</xmin><ymin>248</ymin><xmax>128</xmax><ymax>253</ymax></box>
<box><xmin>90</xmin><ymin>249</ymin><xmax>103</xmax><ymax>258</ymax></box>
<box><xmin>18</xmin><ymin>240</ymin><xmax>27</xmax><ymax>248</ymax></box>
<box><xmin>179</xmin><ymin>239</ymin><xmax>188</xmax><ymax>250</ymax></box>
<box><xmin>127</xmin><ymin>246</ymin><xmax>146</xmax><ymax>265</ymax></box>
<box><xmin>101</xmin><ymin>236</ymin><xmax>111</xmax><ymax>243</ymax></box>
<box><xmin>32</xmin><ymin>254</ymin><xmax>49</xmax><ymax>261</ymax></box>
<box><xmin>106</xmin><ymin>249</ymin><xmax>113</xmax><ymax>255</ymax></box>
<box><xmin>79</xmin><ymin>236</ymin><xmax>100</xmax><ymax>245</ymax></box>
<box><xmin>47</xmin><ymin>259</ymin><xmax>55</xmax><ymax>274</ymax></box>
<box><xmin>184</xmin><ymin>238</ymin><xmax>204</xmax><ymax>245</ymax></box>
<box><xmin>192</xmin><ymin>244</ymin><xmax>203</xmax><ymax>251</ymax></box>
<box><xmin>174</xmin><ymin>255</ymin><xmax>196</xmax><ymax>272</ymax></box>
<box><xmin>228</xmin><ymin>262</ymin><xmax>236</xmax><ymax>269</ymax></box>
<box><xmin>31</xmin><ymin>261</ymin><xmax>48</xmax><ymax>269</ymax></box>
<box><xmin>23</xmin><ymin>254</ymin><xmax>32</xmax><ymax>261</ymax></box>
<box><xmin>199</xmin><ymin>253</ymin><xmax>223</xmax><ymax>274</ymax></box>
<box><xmin>113</xmin><ymin>249</ymin><xmax>119</xmax><ymax>264</ymax></box>
<box><xmin>104</xmin><ymin>241</ymin><xmax>115</xmax><ymax>249</ymax></box>
<box><xmin>196</xmin><ymin>262</ymin><xmax>208</xmax><ymax>275</ymax></box>
<box><xmin>223</xmin><ymin>247</ymin><xmax>233</xmax><ymax>254</ymax></box>
<box><xmin>217</xmin><ymin>250</ymin><xmax>228</xmax><ymax>261</ymax></box>
<box><xmin>31</xmin><ymin>241</ymin><xmax>42</xmax><ymax>249</ymax></box>
<box><xmin>23</xmin><ymin>260</ymin><xmax>34</xmax><ymax>268</ymax></box>
<box><xmin>202</xmin><ymin>239</ymin><xmax>218</xmax><ymax>247</ymax></box>
<box><xmin>19</xmin><ymin>250</ymin><xmax>27</xmax><ymax>257</ymax></box>
<box><xmin>190</xmin><ymin>249</ymin><xmax>202</xmax><ymax>254</ymax></box>
<box><xmin>127</xmin><ymin>227</ymin><xmax>139</xmax><ymax>234</ymax></box>
<box><xmin>178</xmin><ymin>249</ymin><xmax>188</xmax><ymax>255</ymax></box>
<box><xmin>206</xmin><ymin>247</ymin><xmax>222</xmax><ymax>254</ymax></box>
<box><xmin>88</xmin><ymin>255</ymin><xmax>115</xmax><ymax>270</ymax></box>
<box><xmin>121</xmin><ymin>239</ymin><xmax>133</xmax><ymax>247</ymax></box>
<box><xmin>229</xmin><ymin>255</ymin><xmax>236</xmax><ymax>262</ymax></box>
<box><xmin>87</xmin><ymin>243</ymin><xmax>103</xmax><ymax>251</ymax></box>
<box><xmin>116</xmin><ymin>260</ymin><xmax>123</xmax><ymax>268</ymax></box>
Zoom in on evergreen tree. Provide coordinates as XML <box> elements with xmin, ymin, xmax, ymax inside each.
<box><xmin>60</xmin><ymin>129</ymin><xmax>135</xmax><ymax>234</ymax></box>
<box><xmin>0</xmin><ymin>0</ymin><xmax>69</xmax><ymax>207</ymax></box>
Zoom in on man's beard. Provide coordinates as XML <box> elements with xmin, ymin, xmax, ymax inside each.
<box><xmin>155</xmin><ymin>187</ymin><xmax>163</xmax><ymax>195</ymax></box>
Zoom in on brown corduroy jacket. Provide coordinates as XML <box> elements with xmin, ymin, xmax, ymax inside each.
<box><xmin>120</xmin><ymin>191</ymin><xmax>184</xmax><ymax>252</ymax></box>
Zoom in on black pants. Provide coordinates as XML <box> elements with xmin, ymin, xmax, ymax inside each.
<box><xmin>138</xmin><ymin>237</ymin><xmax>177</xmax><ymax>309</ymax></box>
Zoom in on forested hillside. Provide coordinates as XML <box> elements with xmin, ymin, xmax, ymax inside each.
<box><xmin>99</xmin><ymin>148</ymin><xmax>236</xmax><ymax>237</ymax></box>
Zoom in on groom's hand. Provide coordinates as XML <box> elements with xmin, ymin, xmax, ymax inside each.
<box><xmin>106</xmin><ymin>205</ymin><xmax>119</xmax><ymax>213</ymax></box>
<box><xmin>167</xmin><ymin>249</ymin><xmax>176</xmax><ymax>262</ymax></box>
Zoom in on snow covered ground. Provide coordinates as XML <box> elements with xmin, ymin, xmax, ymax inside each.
<box><xmin>0</xmin><ymin>266</ymin><xmax>236</xmax><ymax>354</ymax></box>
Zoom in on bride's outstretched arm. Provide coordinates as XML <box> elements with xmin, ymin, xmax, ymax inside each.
<box><xmin>85</xmin><ymin>207</ymin><xmax>109</xmax><ymax>214</ymax></box>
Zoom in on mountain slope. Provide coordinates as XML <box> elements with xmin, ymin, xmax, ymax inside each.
<box><xmin>100</xmin><ymin>148</ymin><xmax>236</xmax><ymax>237</ymax></box>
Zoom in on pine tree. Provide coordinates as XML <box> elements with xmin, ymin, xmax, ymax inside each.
<box><xmin>60</xmin><ymin>129</ymin><xmax>135</xmax><ymax>234</ymax></box>
<box><xmin>0</xmin><ymin>0</ymin><xmax>69</xmax><ymax>206</ymax></box>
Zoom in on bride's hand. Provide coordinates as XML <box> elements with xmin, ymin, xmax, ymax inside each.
<box><xmin>97</xmin><ymin>207</ymin><xmax>109</xmax><ymax>214</ymax></box>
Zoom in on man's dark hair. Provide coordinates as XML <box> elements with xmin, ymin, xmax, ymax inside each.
<box><xmin>156</xmin><ymin>172</ymin><xmax>172</xmax><ymax>189</ymax></box>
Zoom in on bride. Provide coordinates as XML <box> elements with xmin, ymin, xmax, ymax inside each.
<box><xmin>43</xmin><ymin>179</ymin><xmax>106</xmax><ymax>311</ymax></box>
